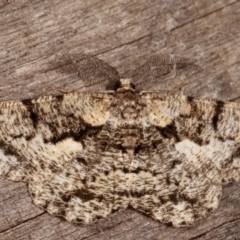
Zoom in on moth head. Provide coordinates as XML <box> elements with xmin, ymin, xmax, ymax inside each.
<box><xmin>116</xmin><ymin>78</ymin><xmax>135</xmax><ymax>92</ymax></box>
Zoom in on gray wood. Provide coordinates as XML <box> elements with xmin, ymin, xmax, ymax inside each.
<box><xmin>1</xmin><ymin>0</ymin><xmax>240</xmax><ymax>239</ymax></box>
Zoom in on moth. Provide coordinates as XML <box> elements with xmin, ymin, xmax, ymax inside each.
<box><xmin>0</xmin><ymin>54</ymin><xmax>240</xmax><ymax>227</ymax></box>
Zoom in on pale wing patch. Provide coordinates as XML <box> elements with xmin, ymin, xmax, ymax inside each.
<box><xmin>63</xmin><ymin>93</ymin><xmax>112</xmax><ymax>126</ymax></box>
<box><xmin>143</xmin><ymin>93</ymin><xmax>191</xmax><ymax>127</ymax></box>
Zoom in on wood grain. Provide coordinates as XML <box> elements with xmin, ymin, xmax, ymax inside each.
<box><xmin>1</xmin><ymin>0</ymin><xmax>240</xmax><ymax>239</ymax></box>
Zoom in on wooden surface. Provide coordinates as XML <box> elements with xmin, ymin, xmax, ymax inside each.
<box><xmin>1</xmin><ymin>0</ymin><xmax>240</xmax><ymax>239</ymax></box>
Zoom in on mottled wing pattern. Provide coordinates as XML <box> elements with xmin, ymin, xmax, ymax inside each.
<box><xmin>29</xmin><ymin>149</ymin><xmax>130</xmax><ymax>223</ymax></box>
<box><xmin>29</xmin><ymin>114</ymin><xmax>131</xmax><ymax>223</ymax></box>
<box><xmin>132</xmin><ymin>92</ymin><xmax>240</xmax><ymax>226</ymax></box>
<box><xmin>0</xmin><ymin>92</ymin><xmax>112</xmax><ymax>181</ymax></box>
<box><xmin>0</xmin><ymin>92</ymin><xmax>132</xmax><ymax>223</ymax></box>
<box><xmin>1</xmin><ymin>52</ymin><xmax>240</xmax><ymax>227</ymax></box>
<box><xmin>54</xmin><ymin>53</ymin><xmax>120</xmax><ymax>91</ymax></box>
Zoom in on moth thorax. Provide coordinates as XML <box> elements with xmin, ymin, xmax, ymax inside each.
<box><xmin>117</xmin><ymin>78</ymin><xmax>135</xmax><ymax>92</ymax></box>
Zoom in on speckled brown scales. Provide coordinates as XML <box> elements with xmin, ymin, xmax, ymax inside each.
<box><xmin>1</xmin><ymin>55</ymin><xmax>240</xmax><ymax>227</ymax></box>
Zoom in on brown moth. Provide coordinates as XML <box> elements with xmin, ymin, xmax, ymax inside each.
<box><xmin>0</xmin><ymin>54</ymin><xmax>239</xmax><ymax>227</ymax></box>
